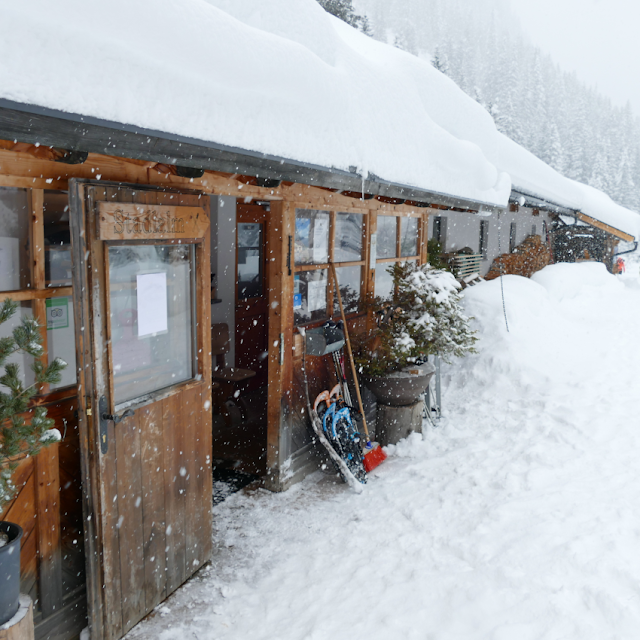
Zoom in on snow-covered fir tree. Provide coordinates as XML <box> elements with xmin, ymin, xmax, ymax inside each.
<box><xmin>317</xmin><ymin>0</ymin><xmax>370</xmax><ymax>33</ymax></box>
<box><xmin>346</xmin><ymin>0</ymin><xmax>640</xmax><ymax>213</ymax></box>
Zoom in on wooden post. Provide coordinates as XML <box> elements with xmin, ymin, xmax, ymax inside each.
<box><xmin>264</xmin><ymin>200</ymin><xmax>294</xmax><ymax>491</ymax></box>
<box><xmin>28</xmin><ymin>189</ymin><xmax>64</xmax><ymax>617</ymax></box>
<box><xmin>0</xmin><ymin>596</ymin><xmax>34</xmax><ymax>640</ymax></box>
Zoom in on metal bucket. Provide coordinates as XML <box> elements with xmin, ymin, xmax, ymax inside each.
<box><xmin>0</xmin><ymin>521</ymin><xmax>23</xmax><ymax>625</ymax></box>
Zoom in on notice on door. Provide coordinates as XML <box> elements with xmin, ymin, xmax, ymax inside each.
<box><xmin>137</xmin><ymin>272</ymin><xmax>168</xmax><ymax>337</ymax></box>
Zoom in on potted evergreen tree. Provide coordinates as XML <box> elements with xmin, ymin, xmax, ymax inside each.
<box><xmin>0</xmin><ymin>299</ymin><xmax>65</xmax><ymax>626</ymax></box>
<box><xmin>355</xmin><ymin>262</ymin><xmax>476</xmax><ymax>406</ymax></box>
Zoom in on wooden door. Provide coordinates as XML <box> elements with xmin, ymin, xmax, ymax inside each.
<box><xmin>69</xmin><ymin>181</ymin><xmax>212</xmax><ymax>640</ymax></box>
<box><xmin>236</xmin><ymin>204</ymin><xmax>269</xmax><ymax>390</ymax></box>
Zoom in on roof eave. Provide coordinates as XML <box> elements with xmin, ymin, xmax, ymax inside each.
<box><xmin>0</xmin><ymin>98</ymin><xmax>503</xmax><ymax>214</ymax></box>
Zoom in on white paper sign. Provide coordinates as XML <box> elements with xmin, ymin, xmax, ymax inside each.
<box><xmin>312</xmin><ymin>218</ymin><xmax>329</xmax><ymax>263</ymax></box>
<box><xmin>307</xmin><ymin>278</ymin><xmax>326</xmax><ymax>312</ymax></box>
<box><xmin>137</xmin><ymin>272</ymin><xmax>168</xmax><ymax>337</ymax></box>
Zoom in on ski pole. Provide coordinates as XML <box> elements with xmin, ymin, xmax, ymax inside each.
<box><xmin>330</xmin><ymin>263</ymin><xmax>371</xmax><ymax>446</ymax></box>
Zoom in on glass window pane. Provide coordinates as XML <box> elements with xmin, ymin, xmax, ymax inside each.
<box><xmin>108</xmin><ymin>244</ymin><xmax>195</xmax><ymax>405</ymax></box>
<box><xmin>44</xmin><ymin>191</ymin><xmax>72</xmax><ymax>288</ymax></box>
<box><xmin>0</xmin><ymin>302</ymin><xmax>36</xmax><ymax>390</ymax></box>
<box><xmin>335</xmin><ymin>213</ymin><xmax>363</xmax><ymax>262</ymax></box>
<box><xmin>377</xmin><ymin>216</ymin><xmax>397</xmax><ymax>259</ymax></box>
<box><xmin>375</xmin><ymin>264</ymin><xmax>394</xmax><ymax>301</ymax></box>
<box><xmin>295</xmin><ymin>209</ymin><xmax>329</xmax><ymax>265</ymax></box>
<box><xmin>46</xmin><ymin>296</ymin><xmax>77</xmax><ymax>389</ymax></box>
<box><xmin>0</xmin><ymin>187</ymin><xmax>30</xmax><ymax>291</ymax></box>
<box><xmin>400</xmin><ymin>217</ymin><xmax>418</xmax><ymax>257</ymax></box>
<box><xmin>237</xmin><ymin>223</ymin><xmax>263</xmax><ymax>300</ymax></box>
<box><xmin>294</xmin><ymin>269</ymin><xmax>328</xmax><ymax>325</ymax></box>
<box><xmin>334</xmin><ymin>265</ymin><xmax>362</xmax><ymax>315</ymax></box>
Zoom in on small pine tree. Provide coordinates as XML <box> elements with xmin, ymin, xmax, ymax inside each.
<box><xmin>354</xmin><ymin>262</ymin><xmax>476</xmax><ymax>377</ymax></box>
<box><xmin>0</xmin><ymin>299</ymin><xmax>66</xmax><ymax>514</ymax></box>
<box><xmin>317</xmin><ymin>0</ymin><xmax>371</xmax><ymax>34</ymax></box>
<box><xmin>431</xmin><ymin>45</ymin><xmax>450</xmax><ymax>76</ymax></box>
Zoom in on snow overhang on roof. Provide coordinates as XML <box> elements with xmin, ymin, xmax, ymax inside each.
<box><xmin>509</xmin><ymin>189</ymin><xmax>575</xmax><ymax>216</ymax></box>
<box><xmin>0</xmin><ymin>99</ymin><xmax>502</xmax><ymax>213</ymax></box>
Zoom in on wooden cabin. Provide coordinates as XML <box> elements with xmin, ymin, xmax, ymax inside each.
<box><xmin>0</xmin><ymin>99</ymin><xmax>500</xmax><ymax>640</ymax></box>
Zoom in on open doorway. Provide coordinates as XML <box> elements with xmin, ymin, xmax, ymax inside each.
<box><xmin>211</xmin><ymin>199</ymin><xmax>269</xmax><ymax>485</ymax></box>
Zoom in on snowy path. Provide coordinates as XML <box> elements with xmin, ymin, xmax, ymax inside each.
<box><xmin>127</xmin><ymin>263</ymin><xmax>640</xmax><ymax>640</ymax></box>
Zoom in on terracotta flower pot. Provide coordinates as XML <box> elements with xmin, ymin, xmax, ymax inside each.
<box><xmin>365</xmin><ymin>362</ymin><xmax>435</xmax><ymax>407</ymax></box>
<box><xmin>0</xmin><ymin>521</ymin><xmax>23</xmax><ymax>625</ymax></box>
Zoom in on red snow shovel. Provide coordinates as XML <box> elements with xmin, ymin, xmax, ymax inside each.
<box><xmin>331</xmin><ymin>264</ymin><xmax>387</xmax><ymax>473</ymax></box>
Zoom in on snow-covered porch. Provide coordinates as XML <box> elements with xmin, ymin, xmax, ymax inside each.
<box><xmin>125</xmin><ymin>262</ymin><xmax>640</xmax><ymax>640</ymax></box>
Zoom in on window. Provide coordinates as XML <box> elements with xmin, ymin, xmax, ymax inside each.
<box><xmin>531</xmin><ymin>224</ymin><xmax>537</xmax><ymax>237</ymax></box>
<box><xmin>44</xmin><ymin>190</ymin><xmax>72</xmax><ymax>288</ymax></box>
<box><xmin>293</xmin><ymin>209</ymin><xmax>365</xmax><ymax>325</ymax></box>
<box><xmin>0</xmin><ymin>187</ymin><xmax>30</xmax><ymax>291</ymax></box>
<box><xmin>46</xmin><ymin>296</ymin><xmax>77</xmax><ymax>389</ymax></box>
<box><xmin>295</xmin><ymin>209</ymin><xmax>329</xmax><ymax>265</ymax></box>
<box><xmin>400</xmin><ymin>217</ymin><xmax>418</xmax><ymax>257</ymax></box>
<box><xmin>376</xmin><ymin>215</ymin><xmax>397</xmax><ymax>259</ymax></box>
<box><xmin>0</xmin><ymin>302</ymin><xmax>36</xmax><ymax>389</ymax></box>
<box><xmin>108</xmin><ymin>244</ymin><xmax>195</xmax><ymax>405</ymax></box>
<box><xmin>0</xmin><ymin>187</ymin><xmax>77</xmax><ymax>393</ymax></box>
<box><xmin>479</xmin><ymin>220</ymin><xmax>489</xmax><ymax>260</ymax></box>
<box><xmin>509</xmin><ymin>222</ymin><xmax>517</xmax><ymax>253</ymax></box>
<box><xmin>433</xmin><ymin>215</ymin><xmax>447</xmax><ymax>248</ymax></box>
<box><xmin>374</xmin><ymin>214</ymin><xmax>421</xmax><ymax>300</ymax></box>
<box><xmin>237</xmin><ymin>222</ymin><xmax>263</xmax><ymax>300</ymax></box>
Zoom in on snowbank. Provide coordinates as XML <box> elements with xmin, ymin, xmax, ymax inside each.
<box><xmin>125</xmin><ymin>263</ymin><xmax>640</xmax><ymax>639</ymax></box>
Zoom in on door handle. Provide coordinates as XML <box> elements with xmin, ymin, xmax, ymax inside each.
<box><xmin>101</xmin><ymin>409</ymin><xmax>135</xmax><ymax>424</ymax></box>
<box><xmin>98</xmin><ymin>395</ymin><xmax>135</xmax><ymax>455</ymax></box>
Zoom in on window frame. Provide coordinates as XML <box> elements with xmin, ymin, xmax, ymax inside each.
<box><xmin>509</xmin><ymin>222</ymin><xmax>517</xmax><ymax>253</ymax></box>
<box><xmin>374</xmin><ymin>212</ymin><xmax>423</xmax><ymax>301</ymax></box>
<box><xmin>293</xmin><ymin>209</ymin><xmax>368</xmax><ymax>325</ymax></box>
<box><xmin>0</xmin><ymin>187</ymin><xmax>75</xmax><ymax>395</ymax></box>
<box><xmin>479</xmin><ymin>219</ymin><xmax>489</xmax><ymax>260</ymax></box>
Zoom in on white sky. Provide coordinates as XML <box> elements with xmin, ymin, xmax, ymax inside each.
<box><xmin>508</xmin><ymin>0</ymin><xmax>640</xmax><ymax>115</ymax></box>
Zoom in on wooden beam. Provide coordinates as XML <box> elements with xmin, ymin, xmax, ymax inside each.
<box><xmin>264</xmin><ymin>200</ymin><xmax>294</xmax><ymax>491</ymax></box>
<box><xmin>576</xmin><ymin>212</ymin><xmax>634</xmax><ymax>242</ymax></box>
<box><xmin>0</xmin><ymin>287</ymin><xmax>73</xmax><ymax>302</ymax></box>
<box><xmin>0</xmin><ymin>146</ymin><xmax>472</xmax><ymax>221</ymax></box>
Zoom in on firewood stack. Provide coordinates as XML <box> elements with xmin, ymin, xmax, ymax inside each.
<box><xmin>485</xmin><ymin>235</ymin><xmax>551</xmax><ymax>280</ymax></box>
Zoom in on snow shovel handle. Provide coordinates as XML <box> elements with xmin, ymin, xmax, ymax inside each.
<box><xmin>330</xmin><ymin>263</ymin><xmax>371</xmax><ymax>443</ymax></box>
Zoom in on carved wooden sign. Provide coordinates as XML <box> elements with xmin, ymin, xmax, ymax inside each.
<box><xmin>97</xmin><ymin>202</ymin><xmax>209</xmax><ymax>240</ymax></box>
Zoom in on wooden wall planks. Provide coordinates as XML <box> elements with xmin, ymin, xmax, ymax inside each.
<box><xmin>114</xmin><ymin>410</ymin><xmax>145</xmax><ymax>634</ymax></box>
<box><xmin>139</xmin><ymin>402</ymin><xmax>167</xmax><ymax>612</ymax></box>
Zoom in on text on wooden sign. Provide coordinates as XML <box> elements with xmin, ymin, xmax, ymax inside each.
<box><xmin>97</xmin><ymin>202</ymin><xmax>209</xmax><ymax>240</ymax></box>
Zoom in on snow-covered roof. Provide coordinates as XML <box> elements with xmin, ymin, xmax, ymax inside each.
<box><xmin>0</xmin><ymin>0</ymin><xmax>638</xmax><ymax>239</ymax></box>
<box><xmin>492</xmin><ymin>135</ymin><xmax>640</xmax><ymax>240</ymax></box>
<box><xmin>0</xmin><ymin>0</ymin><xmax>509</xmax><ymax>209</ymax></box>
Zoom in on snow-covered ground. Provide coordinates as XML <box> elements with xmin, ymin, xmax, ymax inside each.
<box><xmin>126</xmin><ymin>262</ymin><xmax>640</xmax><ymax>640</ymax></box>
